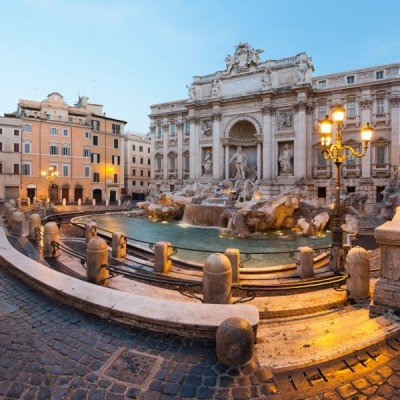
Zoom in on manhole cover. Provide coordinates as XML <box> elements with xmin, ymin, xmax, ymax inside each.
<box><xmin>0</xmin><ymin>297</ymin><xmax>18</xmax><ymax>317</ymax></box>
<box><xmin>99</xmin><ymin>348</ymin><xmax>162</xmax><ymax>390</ymax></box>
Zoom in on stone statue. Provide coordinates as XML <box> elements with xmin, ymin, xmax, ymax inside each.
<box><xmin>201</xmin><ymin>121</ymin><xmax>212</xmax><ymax>137</ymax></box>
<box><xmin>200</xmin><ymin>182</ymin><xmax>213</xmax><ymax>198</ymax></box>
<box><xmin>251</xmin><ymin>181</ymin><xmax>262</xmax><ymax>202</ymax></box>
<box><xmin>202</xmin><ymin>150</ymin><xmax>213</xmax><ymax>176</ymax></box>
<box><xmin>277</xmin><ymin>111</ymin><xmax>293</xmax><ymax>130</ymax></box>
<box><xmin>229</xmin><ymin>147</ymin><xmax>247</xmax><ymax>180</ymax></box>
<box><xmin>224</xmin><ymin>54</ymin><xmax>237</xmax><ymax>73</ymax></box>
<box><xmin>238</xmin><ymin>179</ymin><xmax>254</xmax><ymax>202</ymax></box>
<box><xmin>211</xmin><ymin>79</ymin><xmax>220</xmax><ymax>98</ymax></box>
<box><xmin>261</xmin><ymin>68</ymin><xmax>272</xmax><ymax>89</ymax></box>
<box><xmin>296</xmin><ymin>61</ymin><xmax>307</xmax><ymax>84</ymax></box>
<box><xmin>187</xmin><ymin>84</ymin><xmax>196</xmax><ymax>101</ymax></box>
<box><xmin>278</xmin><ymin>144</ymin><xmax>294</xmax><ymax>175</ymax></box>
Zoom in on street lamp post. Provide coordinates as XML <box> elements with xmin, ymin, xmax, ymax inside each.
<box><xmin>41</xmin><ymin>166</ymin><xmax>59</xmax><ymax>203</ymax></box>
<box><xmin>318</xmin><ymin>105</ymin><xmax>374</xmax><ymax>271</ymax></box>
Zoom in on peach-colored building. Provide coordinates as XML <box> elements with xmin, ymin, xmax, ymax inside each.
<box><xmin>17</xmin><ymin>93</ymin><xmax>126</xmax><ymax>203</ymax></box>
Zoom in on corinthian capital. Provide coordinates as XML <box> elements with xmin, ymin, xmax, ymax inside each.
<box><xmin>261</xmin><ymin>105</ymin><xmax>275</xmax><ymax>115</ymax></box>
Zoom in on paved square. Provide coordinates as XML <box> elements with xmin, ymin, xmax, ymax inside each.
<box><xmin>0</xmin><ymin>296</ymin><xmax>18</xmax><ymax>317</ymax></box>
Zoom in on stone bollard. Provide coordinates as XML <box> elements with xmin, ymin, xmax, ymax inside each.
<box><xmin>87</xmin><ymin>236</ymin><xmax>109</xmax><ymax>285</ymax></box>
<box><xmin>9</xmin><ymin>199</ymin><xmax>16</xmax><ymax>208</ymax></box>
<box><xmin>3</xmin><ymin>202</ymin><xmax>11</xmax><ymax>219</ymax></box>
<box><xmin>154</xmin><ymin>241</ymin><xmax>173</xmax><ymax>273</ymax></box>
<box><xmin>92</xmin><ymin>199</ymin><xmax>96</xmax><ymax>206</ymax></box>
<box><xmin>27</xmin><ymin>197</ymin><xmax>31</xmax><ymax>206</ymax></box>
<box><xmin>11</xmin><ymin>211</ymin><xmax>24</xmax><ymax>236</ymax></box>
<box><xmin>43</xmin><ymin>222</ymin><xmax>60</xmax><ymax>258</ymax></box>
<box><xmin>225</xmin><ymin>248</ymin><xmax>240</xmax><ymax>283</ymax></box>
<box><xmin>372</xmin><ymin>206</ymin><xmax>400</xmax><ymax>315</ymax></box>
<box><xmin>112</xmin><ymin>232</ymin><xmax>126</xmax><ymax>258</ymax></box>
<box><xmin>17</xmin><ymin>198</ymin><xmax>21</xmax><ymax>208</ymax></box>
<box><xmin>106</xmin><ymin>198</ymin><xmax>109</xmax><ymax>206</ymax></box>
<box><xmin>29</xmin><ymin>213</ymin><xmax>41</xmax><ymax>240</ymax></box>
<box><xmin>118</xmin><ymin>199</ymin><xmax>121</xmax><ymax>206</ymax></box>
<box><xmin>7</xmin><ymin>207</ymin><xmax>16</xmax><ymax>228</ymax></box>
<box><xmin>85</xmin><ymin>222</ymin><xmax>97</xmax><ymax>243</ymax></box>
<box><xmin>203</xmin><ymin>253</ymin><xmax>232</xmax><ymax>304</ymax></box>
<box><xmin>62</xmin><ymin>198</ymin><xmax>67</xmax><ymax>206</ymax></box>
<box><xmin>297</xmin><ymin>246</ymin><xmax>314</xmax><ymax>279</ymax></box>
<box><xmin>346</xmin><ymin>246</ymin><xmax>370</xmax><ymax>302</ymax></box>
<box><xmin>78</xmin><ymin>198</ymin><xmax>82</xmax><ymax>206</ymax></box>
<box><xmin>216</xmin><ymin>318</ymin><xmax>254</xmax><ymax>366</ymax></box>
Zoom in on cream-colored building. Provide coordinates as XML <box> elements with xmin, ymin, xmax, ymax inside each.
<box><xmin>124</xmin><ymin>132</ymin><xmax>152</xmax><ymax>199</ymax></box>
<box><xmin>17</xmin><ymin>93</ymin><xmax>126</xmax><ymax>203</ymax></box>
<box><xmin>0</xmin><ymin>115</ymin><xmax>22</xmax><ymax>201</ymax></box>
<box><xmin>150</xmin><ymin>43</ymin><xmax>400</xmax><ymax>208</ymax></box>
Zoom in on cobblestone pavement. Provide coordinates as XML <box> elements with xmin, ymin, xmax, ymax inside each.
<box><xmin>2</xmin><ymin>256</ymin><xmax>400</xmax><ymax>399</ymax></box>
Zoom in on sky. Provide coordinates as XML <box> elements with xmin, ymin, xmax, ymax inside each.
<box><xmin>1</xmin><ymin>0</ymin><xmax>400</xmax><ymax>133</ymax></box>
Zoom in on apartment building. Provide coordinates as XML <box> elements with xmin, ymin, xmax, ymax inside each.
<box><xmin>17</xmin><ymin>92</ymin><xmax>126</xmax><ymax>203</ymax></box>
<box><xmin>0</xmin><ymin>116</ymin><xmax>22</xmax><ymax>201</ymax></box>
<box><xmin>124</xmin><ymin>132</ymin><xmax>151</xmax><ymax>200</ymax></box>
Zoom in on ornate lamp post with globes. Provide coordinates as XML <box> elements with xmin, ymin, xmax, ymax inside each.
<box><xmin>41</xmin><ymin>166</ymin><xmax>59</xmax><ymax>203</ymax></box>
<box><xmin>318</xmin><ymin>105</ymin><xmax>374</xmax><ymax>271</ymax></box>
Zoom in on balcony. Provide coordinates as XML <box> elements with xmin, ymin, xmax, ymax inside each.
<box><xmin>372</xmin><ymin>113</ymin><xmax>390</xmax><ymax>127</ymax></box>
<box><xmin>154</xmin><ymin>170</ymin><xmax>163</xmax><ymax>179</ymax></box>
<box><xmin>313</xmin><ymin>165</ymin><xmax>331</xmax><ymax>179</ymax></box>
<box><xmin>183</xmin><ymin>169</ymin><xmax>190</xmax><ymax>179</ymax></box>
<box><xmin>168</xmin><ymin>169</ymin><xmax>178</xmax><ymax>179</ymax></box>
<box><xmin>342</xmin><ymin>163</ymin><xmax>361</xmax><ymax>178</ymax></box>
<box><xmin>343</xmin><ymin>115</ymin><xmax>360</xmax><ymax>128</ymax></box>
<box><xmin>372</xmin><ymin>163</ymin><xmax>391</xmax><ymax>178</ymax></box>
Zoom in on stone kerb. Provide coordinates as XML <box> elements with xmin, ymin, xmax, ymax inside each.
<box><xmin>372</xmin><ymin>206</ymin><xmax>400</xmax><ymax>315</ymax></box>
<box><xmin>0</xmin><ymin>227</ymin><xmax>259</xmax><ymax>339</ymax></box>
<box><xmin>203</xmin><ymin>253</ymin><xmax>232</xmax><ymax>304</ymax></box>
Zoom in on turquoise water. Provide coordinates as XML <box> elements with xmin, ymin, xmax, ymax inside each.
<box><xmin>75</xmin><ymin>214</ymin><xmax>331</xmax><ymax>268</ymax></box>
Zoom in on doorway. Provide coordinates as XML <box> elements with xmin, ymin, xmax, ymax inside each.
<box><xmin>49</xmin><ymin>184</ymin><xmax>59</xmax><ymax>203</ymax></box>
<box><xmin>27</xmin><ymin>187</ymin><xmax>36</xmax><ymax>203</ymax></box>
<box><xmin>93</xmin><ymin>189</ymin><xmax>102</xmax><ymax>204</ymax></box>
<box><xmin>61</xmin><ymin>186</ymin><xmax>69</xmax><ymax>203</ymax></box>
<box><xmin>74</xmin><ymin>186</ymin><xmax>83</xmax><ymax>203</ymax></box>
<box><xmin>109</xmin><ymin>190</ymin><xmax>117</xmax><ymax>203</ymax></box>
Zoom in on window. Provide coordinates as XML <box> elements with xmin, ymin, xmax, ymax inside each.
<box><xmin>317</xmin><ymin>151</ymin><xmax>326</xmax><ymax>166</ymax></box>
<box><xmin>140</xmin><ymin>157</ymin><xmax>143</xmax><ymax>164</ymax></box>
<box><xmin>112</xmin><ymin>155</ymin><xmax>121</xmax><ymax>165</ymax></box>
<box><xmin>113</xmin><ymin>139</ymin><xmax>119</xmax><ymax>149</ymax></box>
<box><xmin>317</xmin><ymin>187</ymin><xmax>326</xmax><ymax>198</ymax></box>
<box><xmin>23</xmin><ymin>140</ymin><xmax>31</xmax><ymax>154</ymax></box>
<box><xmin>14</xmin><ymin>164</ymin><xmax>19</xmax><ymax>174</ymax></box>
<box><xmin>132</xmin><ymin>169</ymin><xmax>136</xmax><ymax>176</ymax></box>
<box><xmin>62</xmin><ymin>146</ymin><xmax>70</xmax><ymax>156</ymax></box>
<box><xmin>14</xmin><ymin>143</ymin><xmax>20</xmax><ymax>152</ymax></box>
<box><xmin>147</xmin><ymin>159</ymin><xmax>151</xmax><ymax>165</ymax></box>
<box><xmin>0</xmin><ymin>142</ymin><xmax>3</xmax><ymax>151</ymax></box>
<box><xmin>344</xmin><ymin>148</ymin><xmax>356</xmax><ymax>165</ymax></box>
<box><xmin>132</xmin><ymin>156</ymin><xmax>136</xmax><ymax>163</ymax></box>
<box><xmin>50</xmin><ymin>127</ymin><xmax>57</xmax><ymax>135</ymax></box>
<box><xmin>83</xmin><ymin>148</ymin><xmax>91</xmax><ymax>157</ymax></box>
<box><xmin>156</xmin><ymin>158</ymin><xmax>162</xmax><ymax>170</ymax></box>
<box><xmin>91</xmin><ymin>153</ymin><xmax>100</xmax><ymax>163</ymax></box>
<box><xmin>84</xmin><ymin>131</ymin><xmax>91</xmax><ymax>139</ymax></box>
<box><xmin>93</xmin><ymin>172</ymin><xmax>100</xmax><ymax>182</ymax></box>
<box><xmin>376</xmin><ymin>186</ymin><xmax>385</xmax><ymax>203</ymax></box>
<box><xmin>347</xmin><ymin>101</ymin><xmax>356</xmax><ymax>117</ymax></box>
<box><xmin>131</xmin><ymin>144</ymin><xmax>136</xmax><ymax>151</ymax></box>
<box><xmin>22</xmin><ymin>163</ymin><xmax>31</xmax><ymax>176</ymax></box>
<box><xmin>84</xmin><ymin>165</ymin><xmax>91</xmax><ymax>178</ymax></box>
<box><xmin>140</xmin><ymin>170</ymin><xmax>144</xmax><ymax>177</ymax></box>
<box><xmin>184</xmin><ymin>155</ymin><xmax>189</xmax><ymax>170</ymax></box>
<box><xmin>0</xmin><ymin>163</ymin><xmax>2</xmax><ymax>173</ymax></box>
<box><xmin>376</xmin><ymin>98</ymin><xmax>385</xmax><ymax>114</ymax></box>
<box><xmin>62</xmin><ymin>165</ymin><xmax>69</xmax><ymax>177</ymax></box>
<box><xmin>347</xmin><ymin>186</ymin><xmax>356</xmax><ymax>193</ymax></box>
<box><xmin>317</xmin><ymin>106</ymin><xmax>326</xmax><ymax>120</ymax></box>
<box><xmin>92</xmin><ymin>120</ymin><xmax>100</xmax><ymax>131</ymax></box>
<box><xmin>184</xmin><ymin>121</ymin><xmax>190</xmax><ymax>135</ymax></box>
<box><xmin>148</xmin><ymin>171</ymin><xmax>151</xmax><ymax>177</ymax></box>
<box><xmin>170</xmin><ymin>124</ymin><xmax>176</xmax><ymax>136</ymax></box>
<box><xmin>139</xmin><ymin>145</ymin><xmax>143</xmax><ymax>152</ymax></box>
<box><xmin>23</xmin><ymin>124</ymin><xmax>32</xmax><ymax>132</ymax></box>
<box><xmin>93</xmin><ymin>135</ymin><xmax>98</xmax><ymax>146</ymax></box>
<box><xmin>318</xmin><ymin>80</ymin><xmax>327</xmax><ymax>89</ymax></box>
<box><xmin>140</xmin><ymin>181</ymin><xmax>144</xmax><ymax>187</ymax></box>
<box><xmin>113</xmin><ymin>173</ymin><xmax>118</xmax><ymax>183</ymax></box>
<box><xmin>157</xmin><ymin>125</ymin><xmax>162</xmax><ymax>138</ymax></box>
<box><xmin>132</xmin><ymin>180</ymin><xmax>136</xmax><ymax>186</ymax></box>
<box><xmin>14</xmin><ymin>129</ymin><xmax>19</xmax><ymax>136</ymax></box>
<box><xmin>169</xmin><ymin>157</ymin><xmax>176</xmax><ymax>170</ymax></box>
<box><xmin>376</xmin><ymin>70</ymin><xmax>384</xmax><ymax>80</ymax></box>
<box><xmin>0</xmin><ymin>128</ymin><xmax>2</xmax><ymax>134</ymax></box>
<box><xmin>50</xmin><ymin>145</ymin><xmax>58</xmax><ymax>155</ymax></box>
<box><xmin>147</xmin><ymin>147</ymin><xmax>150</xmax><ymax>154</ymax></box>
<box><xmin>376</xmin><ymin>146</ymin><xmax>386</xmax><ymax>164</ymax></box>
<box><xmin>62</xmin><ymin>129</ymin><xmax>69</xmax><ymax>137</ymax></box>
<box><xmin>112</xmin><ymin>124</ymin><xmax>120</xmax><ymax>134</ymax></box>
<box><xmin>346</xmin><ymin>75</ymin><xmax>355</xmax><ymax>84</ymax></box>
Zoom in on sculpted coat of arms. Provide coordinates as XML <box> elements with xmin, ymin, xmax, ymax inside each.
<box><xmin>224</xmin><ymin>42</ymin><xmax>263</xmax><ymax>73</ymax></box>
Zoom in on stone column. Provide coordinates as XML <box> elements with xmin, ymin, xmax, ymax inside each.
<box><xmin>189</xmin><ymin>117</ymin><xmax>198</xmax><ymax>179</ymax></box>
<box><xmin>162</xmin><ymin>122</ymin><xmax>169</xmax><ymax>180</ymax></box>
<box><xmin>256</xmin><ymin>141</ymin><xmax>262</xmax><ymax>181</ymax></box>
<box><xmin>225</xmin><ymin>145</ymin><xmax>230</xmax><ymax>179</ymax></box>
<box><xmin>262</xmin><ymin>106</ymin><xmax>273</xmax><ymax>180</ymax></box>
<box><xmin>296</xmin><ymin>101</ymin><xmax>307</xmax><ymax>178</ymax></box>
<box><xmin>212</xmin><ymin>112</ymin><xmax>222</xmax><ymax>179</ymax></box>
<box><xmin>177</xmin><ymin>122</ymin><xmax>183</xmax><ymax>180</ymax></box>
<box><xmin>360</xmin><ymin>98</ymin><xmax>372</xmax><ymax>178</ymax></box>
<box><xmin>390</xmin><ymin>96</ymin><xmax>400</xmax><ymax>168</ymax></box>
<box><xmin>371</xmin><ymin>207</ymin><xmax>400</xmax><ymax>315</ymax></box>
<box><xmin>196</xmin><ymin>122</ymin><xmax>202</xmax><ymax>178</ymax></box>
